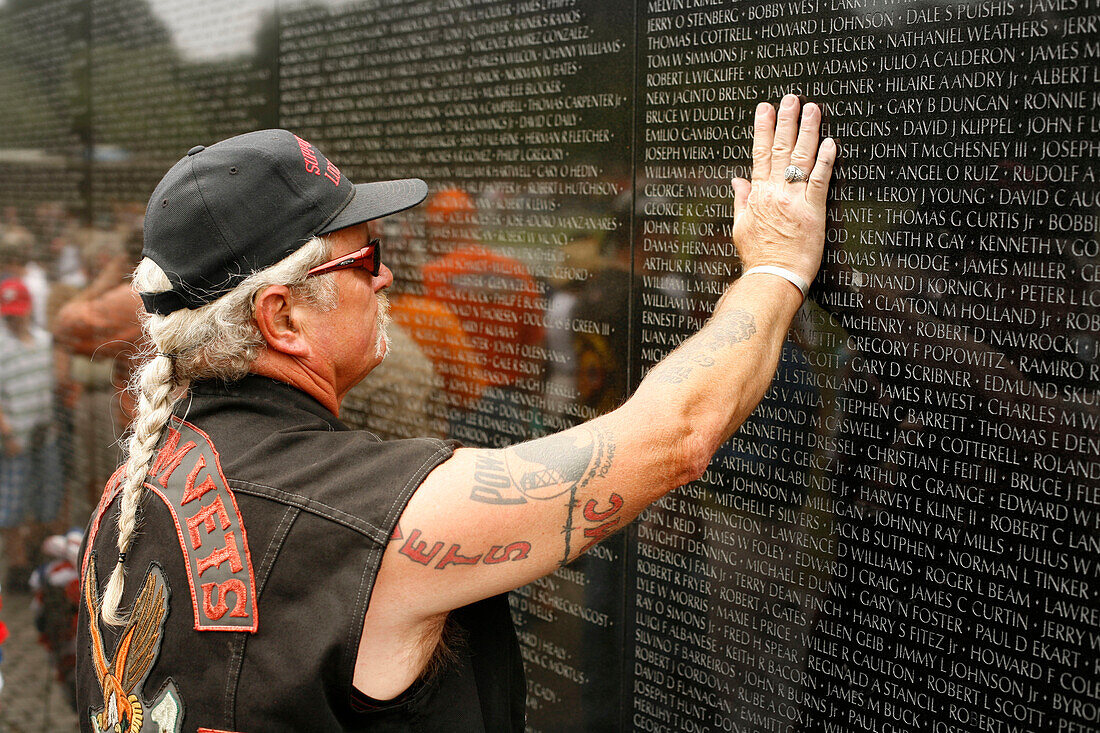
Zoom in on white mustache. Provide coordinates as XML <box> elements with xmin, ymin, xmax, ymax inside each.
<box><xmin>375</xmin><ymin>291</ymin><xmax>391</xmax><ymax>359</ymax></box>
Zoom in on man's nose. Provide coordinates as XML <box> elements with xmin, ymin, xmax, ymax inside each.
<box><xmin>374</xmin><ymin>263</ymin><xmax>394</xmax><ymax>291</ymax></box>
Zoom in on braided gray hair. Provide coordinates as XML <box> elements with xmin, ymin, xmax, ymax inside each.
<box><xmin>100</xmin><ymin>236</ymin><xmax>335</xmax><ymax>625</ymax></box>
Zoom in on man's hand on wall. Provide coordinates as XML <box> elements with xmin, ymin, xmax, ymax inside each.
<box><xmin>731</xmin><ymin>94</ymin><xmax>836</xmax><ymax>286</ymax></box>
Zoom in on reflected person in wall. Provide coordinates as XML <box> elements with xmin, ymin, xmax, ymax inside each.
<box><xmin>76</xmin><ymin>96</ymin><xmax>835</xmax><ymax>731</ymax></box>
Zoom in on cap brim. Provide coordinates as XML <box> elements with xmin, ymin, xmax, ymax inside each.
<box><xmin>318</xmin><ymin>178</ymin><xmax>428</xmax><ymax>234</ymax></box>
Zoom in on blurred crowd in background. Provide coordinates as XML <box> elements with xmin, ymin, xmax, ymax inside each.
<box><xmin>1</xmin><ymin>201</ymin><xmax>146</xmax><ymax>548</ymax></box>
<box><xmin>0</xmin><ymin>201</ymin><xmax>148</xmax><ymax>710</ymax></box>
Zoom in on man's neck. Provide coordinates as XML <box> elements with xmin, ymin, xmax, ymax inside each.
<box><xmin>250</xmin><ymin>351</ymin><xmax>341</xmax><ymax>416</ymax></box>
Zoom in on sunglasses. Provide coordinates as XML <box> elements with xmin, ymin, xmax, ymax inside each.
<box><xmin>306</xmin><ymin>239</ymin><xmax>381</xmax><ymax>278</ymax></box>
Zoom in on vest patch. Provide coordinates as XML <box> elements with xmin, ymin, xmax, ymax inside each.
<box><xmin>83</xmin><ymin>418</ymin><xmax>259</xmax><ymax>633</ymax></box>
<box><xmin>84</xmin><ymin>559</ymin><xmax>184</xmax><ymax>733</ymax></box>
<box><xmin>147</xmin><ymin>419</ymin><xmax>259</xmax><ymax>632</ymax></box>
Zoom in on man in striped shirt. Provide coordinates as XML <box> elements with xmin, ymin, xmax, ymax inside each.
<box><xmin>0</xmin><ymin>277</ymin><xmax>63</xmax><ymax>578</ymax></box>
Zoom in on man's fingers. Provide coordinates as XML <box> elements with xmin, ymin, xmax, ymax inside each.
<box><xmin>770</xmin><ymin>94</ymin><xmax>800</xmax><ymax>176</ymax></box>
<box><xmin>751</xmin><ymin>102</ymin><xmax>775</xmax><ymax>182</ymax></box>
<box><xmin>788</xmin><ymin>103</ymin><xmax>820</xmax><ymax>182</ymax></box>
<box><xmin>807</xmin><ymin>138</ymin><xmax>837</xmax><ymax>206</ymax></box>
<box><xmin>731</xmin><ymin>178</ymin><xmax>750</xmax><ymax>218</ymax></box>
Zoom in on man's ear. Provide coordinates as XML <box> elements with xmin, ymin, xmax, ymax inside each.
<box><xmin>253</xmin><ymin>285</ymin><xmax>310</xmax><ymax>357</ymax></box>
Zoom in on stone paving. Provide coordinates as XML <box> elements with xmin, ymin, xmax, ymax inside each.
<box><xmin>0</xmin><ymin>589</ymin><xmax>79</xmax><ymax>732</ymax></box>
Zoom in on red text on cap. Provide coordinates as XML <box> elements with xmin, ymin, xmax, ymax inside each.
<box><xmin>293</xmin><ymin>134</ymin><xmax>322</xmax><ymax>176</ymax></box>
<box><xmin>294</xmin><ymin>134</ymin><xmax>340</xmax><ymax>186</ymax></box>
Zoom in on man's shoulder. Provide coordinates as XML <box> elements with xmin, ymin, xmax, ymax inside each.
<box><xmin>178</xmin><ymin>390</ymin><xmax>458</xmax><ymax>543</ymax></box>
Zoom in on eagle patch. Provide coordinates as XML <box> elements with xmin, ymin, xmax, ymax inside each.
<box><xmin>84</xmin><ymin>559</ymin><xmax>183</xmax><ymax>733</ymax></box>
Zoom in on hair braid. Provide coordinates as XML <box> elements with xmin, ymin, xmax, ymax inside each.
<box><xmin>100</xmin><ymin>353</ymin><xmax>181</xmax><ymax>624</ymax></box>
<box><xmin>99</xmin><ymin>235</ymin><xmax>334</xmax><ymax>626</ymax></box>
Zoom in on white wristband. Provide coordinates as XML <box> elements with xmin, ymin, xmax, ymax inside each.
<box><xmin>742</xmin><ymin>265</ymin><xmax>810</xmax><ymax>300</ymax></box>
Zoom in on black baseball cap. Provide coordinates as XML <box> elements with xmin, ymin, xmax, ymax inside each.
<box><xmin>141</xmin><ymin>129</ymin><xmax>427</xmax><ymax>315</ymax></box>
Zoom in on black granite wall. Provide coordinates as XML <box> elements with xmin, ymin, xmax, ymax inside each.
<box><xmin>1</xmin><ymin>0</ymin><xmax>1096</xmax><ymax>730</ymax></box>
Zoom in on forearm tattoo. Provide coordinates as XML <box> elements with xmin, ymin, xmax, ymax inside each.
<box><xmin>468</xmin><ymin>425</ymin><xmax>620</xmax><ymax>565</ymax></box>
<box><xmin>652</xmin><ymin>307</ymin><xmax>757</xmax><ymax>385</ymax></box>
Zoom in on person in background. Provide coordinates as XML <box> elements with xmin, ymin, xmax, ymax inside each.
<box><xmin>53</xmin><ymin>229</ymin><xmax>144</xmax><ymax>518</ymax></box>
<box><xmin>0</xmin><ymin>227</ymin><xmax>49</xmax><ymax>329</ymax></box>
<box><xmin>0</xmin><ymin>278</ymin><xmax>64</xmax><ymax>588</ymax></box>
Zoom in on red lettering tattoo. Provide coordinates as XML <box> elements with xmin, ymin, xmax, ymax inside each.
<box><xmin>390</xmin><ymin>525</ymin><xmax>403</xmax><ymax>541</ymax></box>
<box><xmin>435</xmin><ymin>544</ymin><xmax>482</xmax><ymax>569</ymax></box>
<box><xmin>583</xmin><ymin>493</ymin><xmax>623</xmax><ymax>522</ymax></box>
<box><xmin>572</xmin><ymin>491</ymin><xmax>625</xmax><ymax>556</ymax></box>
<box><xmin>578</xmin><ymin>520</ymin><xmax>620</xmax><ymax>555</ymax></box>
<box><xmin>484</xmin><ymin>541</ymin><xmax>532</xmax><ymax>564</ymax></box>
<box><xmin>202</xmin><ymin>578</ymin><xmax>249</xmax><ymax>620</ymax></box>
<box><xmin>398</xmin><ymin>529</ymin><xmax>444</xmax><ymax>565</ymax></box>
<box><xmin>196</xmin><ymin>531</ymin><xmax>244</xmax><ymax>576</ymax></box>
<box><xmin>186</xmin><ymin>495</ymin><xmax>232</xmax><ymax>550</ymax></box>
<box><xmin>397</xmin><ymin>528</ymin><xmax>532</xmax><ymax>569</ymax></box>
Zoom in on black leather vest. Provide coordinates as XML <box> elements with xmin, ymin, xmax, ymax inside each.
<box><xmin>76</xmin><ymin>376</ymin><xmax>526</xmax><ymax>732</ymax></box>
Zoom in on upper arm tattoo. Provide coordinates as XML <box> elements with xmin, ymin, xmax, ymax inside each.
<box><xmin>390</xmin><ymin>524</ymin><xmax>532</xmax><ymax>570</ymax></box>
<box><xmin>468</xmin><ymin>425</ymin><xmax>620</xmax><ymax>565</ymax></box>
<box><xmin>652</xmin><ymin>307</ymin><xmax>757</xmax><ymax>384</ymax></box>
<box><xmin>470</xmin><ymin>427</ymin><xmax>613</xmax><ymax>505</ymax></box>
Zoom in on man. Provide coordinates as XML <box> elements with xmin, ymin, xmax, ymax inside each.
<box><xmin>77</xmin><ymin>95</ymin><xmax>835</xmax><ymax>731</ymax></box>
<box><xmin>0</xmin><ymin>278</ymin><xmax>64</xmax><ymax>584</ymax></box>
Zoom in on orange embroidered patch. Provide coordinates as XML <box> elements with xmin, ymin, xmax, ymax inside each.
<box><xmin>84</xmin><ymin>560</ymin><xmax>183</xmax><ymax>732</ymax></box>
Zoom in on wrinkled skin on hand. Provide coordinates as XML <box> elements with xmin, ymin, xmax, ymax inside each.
<box><xmin>731</xmin><ymin>95</ymin><xmax>836</xmax><ymax>285</ymax></box>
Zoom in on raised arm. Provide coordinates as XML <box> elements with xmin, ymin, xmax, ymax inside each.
<box><xmin>355</xmin><ymin>95</ymin><xmax>836</xmax><ymax>698</ymax></box>
<box><xmin>52</xmin><ymin>283</ymin><xmax>143</xmax><ymax>358</ymax></box>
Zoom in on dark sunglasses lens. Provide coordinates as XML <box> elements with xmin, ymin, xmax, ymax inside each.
<box><xmin>369</xmin><ymin>240</ymin><xmax>381</xmax><ymax>276</ymax></box>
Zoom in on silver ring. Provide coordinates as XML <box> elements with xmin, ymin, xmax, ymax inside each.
<box><xmin>784</xmin><ymin>165</ymin><xmax>807</xmax><ymax>183</ymax></box>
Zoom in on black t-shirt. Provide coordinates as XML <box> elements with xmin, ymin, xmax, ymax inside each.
<box><xmin>76</xmin><ymin>375</ymin><xmax>526</xmax><ymax>732</ymax></box>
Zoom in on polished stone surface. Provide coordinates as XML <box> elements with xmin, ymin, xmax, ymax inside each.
<box><xmin>0</xmin><ymin>0</ymin><xmax>1096</xmax><ymax>730</ymax></box>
